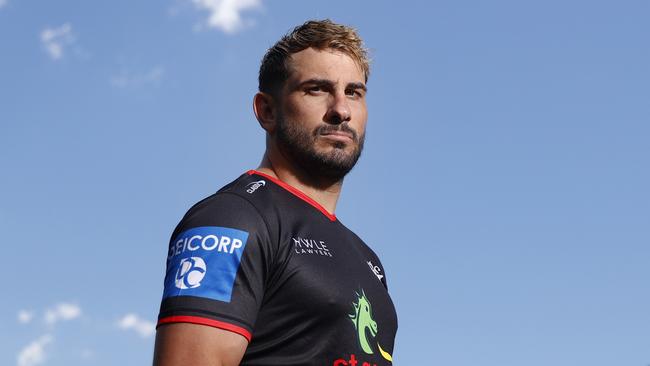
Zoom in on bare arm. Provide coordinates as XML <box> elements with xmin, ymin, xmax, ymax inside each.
<box><xmin>153</xmin><ymin>323</ymin><xmax>248</xmax><ymax>366</ymax></box>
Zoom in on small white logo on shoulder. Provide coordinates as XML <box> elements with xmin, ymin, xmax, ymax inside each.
<box><xmin>246</xmin><ymin>180</ymin><xmax>266</xmax><ymax>194</ymax></box>
<box><xmin>367</xmin><ymin>260</ymin><xmax>384</xmax><ymax>282</ymax></box>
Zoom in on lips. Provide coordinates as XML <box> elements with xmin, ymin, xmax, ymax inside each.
<box><xmin>316</xmin><ymin>124</ymin><xmax>357</xmax><ymax>142</ymax></box>
<box><xmin>319</xmin><ymin>130</ymin><xmax>355</xmax><ymax>141</ymax></box>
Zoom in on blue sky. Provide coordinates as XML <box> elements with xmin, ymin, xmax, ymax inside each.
<box><xmin>1</xmin><ymin>0</ymin><xmax>649</xmax><ymax>365</ymax></box>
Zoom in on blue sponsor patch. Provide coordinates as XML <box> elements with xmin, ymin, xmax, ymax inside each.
<box><xmin>163</xmin><ymin>226</ymin><xmax>249</xmax><ymax>303</ymax></box>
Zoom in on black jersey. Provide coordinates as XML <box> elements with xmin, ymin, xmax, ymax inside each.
<box><xmin>158</xmin><ymin>170</ymin><xmax>398</xmax><ymax>365</ymax></box>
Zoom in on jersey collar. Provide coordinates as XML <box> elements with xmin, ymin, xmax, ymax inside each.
<box><xmin>247</xmin><ymin>170</ymin><xmax>337</xmax><ymax>222</ymax></box>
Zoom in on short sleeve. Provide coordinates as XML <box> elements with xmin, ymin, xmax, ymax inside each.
<box><xmin>157</xmin><ymin>193</ymin><xmax>274</xmax><ymax>342</ymax></box>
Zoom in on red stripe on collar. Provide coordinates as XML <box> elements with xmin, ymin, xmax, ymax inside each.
<box><xmin>247</xmin><ymin>170</ymin><xmax>337</xmax><ymax>222</ymax></box>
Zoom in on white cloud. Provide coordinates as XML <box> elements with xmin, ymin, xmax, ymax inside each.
<box><xmin>191</xmin><ymin>0</ymin><xmax>262</xmax><ymax>33</ymax></box>
<box><xmin>44</xmin><ymin>303</ymin><xmax>81</xmax><ymax>325</ymax></box>
<box><xmin>117</xmin><ymin>313</ymin><xmax>156</xmax><ymax>338</ymax></box>
<box><xmin>18</xmin><ymin>310</ymin><xmax>34</xmax><ymax>324</ymax></box>
<box><xmin>0</xmin><ymin>0</ymin><xmax>8</xmax><ymax>9</ymax></box>
<box><xmin>17</xmin><ymin>335</ymin><xmax>53</xmax><ymax>366</ymax></box>
<box><xmin>110</xmin><ymin>66</ymin><xmax>165</xmax><ymax>88</ymax></box>
<box><xmin>40</xmin><ymin>23</ymin><xmax>74</xmax><ymax>60</ymax></box>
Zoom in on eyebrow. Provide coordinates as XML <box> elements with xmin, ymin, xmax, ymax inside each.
<box><xmin>297</xmin><ymin>78</ymin><xmax>367</xmax><ymax>92</ymax></box>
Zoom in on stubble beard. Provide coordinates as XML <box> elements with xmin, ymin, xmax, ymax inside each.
<box><xmin>275</xmin><ymin>114</ymin><xmax>365</xmax><ymax>182</ymax></box>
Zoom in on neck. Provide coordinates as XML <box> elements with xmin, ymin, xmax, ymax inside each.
<box><xmin>256</xmin><ymin>151</ymin><xmax>343</xmax><ymax>216</ymax></box>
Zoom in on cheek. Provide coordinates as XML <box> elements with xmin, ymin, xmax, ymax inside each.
<box><xmin>351</xmin><ymin>104</ymin><xmax>368</xmax><ymax>131</ymax></box>
<box><xmin>284</xmin><ymin>95</ymin><xmax>326</xmax><ymax>119</ymax></box>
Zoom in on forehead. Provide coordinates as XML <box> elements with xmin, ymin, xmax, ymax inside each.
<box><xmin>286</xmin><ymin>48</ymin><xmax>365</xmax><ymax>85</ymax></box>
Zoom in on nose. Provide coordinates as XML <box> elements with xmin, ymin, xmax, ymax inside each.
<box><xmin>325</xmin><ymin>93</ymin><xmax>351</xmax><ymax>124</ymax></box>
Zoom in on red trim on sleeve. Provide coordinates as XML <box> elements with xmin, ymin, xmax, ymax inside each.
<box><xmin>247</xmin><ymin>170</ymin><xmax>337</xmax><ymax>222</ymax></box>
<box><xmin>157</xmin><ymin>316</ymin><xmax>252</xmax><ymax>342</ymax></box>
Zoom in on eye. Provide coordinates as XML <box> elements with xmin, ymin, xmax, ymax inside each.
<box><xmin>306</xmin><ymin>85</ymin><xmax>324</xmax><ymax>94</ymax></box>
<box><xmin>346</xmin><ymin>88</ymin><xmax>364</xmax><ymax>98</ymax></box>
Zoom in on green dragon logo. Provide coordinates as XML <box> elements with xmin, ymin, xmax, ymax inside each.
<box><xmin>349</xmin><ymin>289</ymin><xmax>393</xmax><ymax>362</ymax></box>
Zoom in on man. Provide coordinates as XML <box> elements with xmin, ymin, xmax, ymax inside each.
<box><xmin>153</xmin><ymin>19</ymin><xmax>397</xmax><ymax>366</ymax></box>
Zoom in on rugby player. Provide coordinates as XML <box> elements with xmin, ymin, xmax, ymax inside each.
<box><xmin>153</xmin><ymin>19</ymin><xmax>397</xmax><ymax>366</ymax></box>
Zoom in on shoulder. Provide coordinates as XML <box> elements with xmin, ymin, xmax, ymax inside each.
<box><xmin>159</xmin><ymin>174</ymin><xmax>282</xmax><ymax>341</ymax></box>
<box><xmin>172</xmin><ymin>173</ymin><xmax>273</xmax><ymax>238</ymax></box>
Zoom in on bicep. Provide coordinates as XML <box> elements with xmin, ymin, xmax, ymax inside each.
<box><xmin>153</xmin><ymin>323</ymin><xmax>248</xmax><ymax>366</ymax></box>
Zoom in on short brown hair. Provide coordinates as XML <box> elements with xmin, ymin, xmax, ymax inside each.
<box><xmin>258</xmin><ymin>19</ymin><xmax>370</xmax><ymax>95</ymax></box>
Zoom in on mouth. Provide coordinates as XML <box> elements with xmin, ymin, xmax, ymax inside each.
<box><xmin>319</xmin><ymin>130</ymin><xmax>355</xmax><ymax>142</ymax></box>
<box><xmin>368</xmin><ymin>325</ymin><xmax>378</xmax><ymax>337</ymax></box>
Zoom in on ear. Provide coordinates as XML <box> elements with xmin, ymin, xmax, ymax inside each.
<box><xmin>253</xmin><ymin>92</ymin><xmax>278</xmax><ymax>134</ymax></box>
